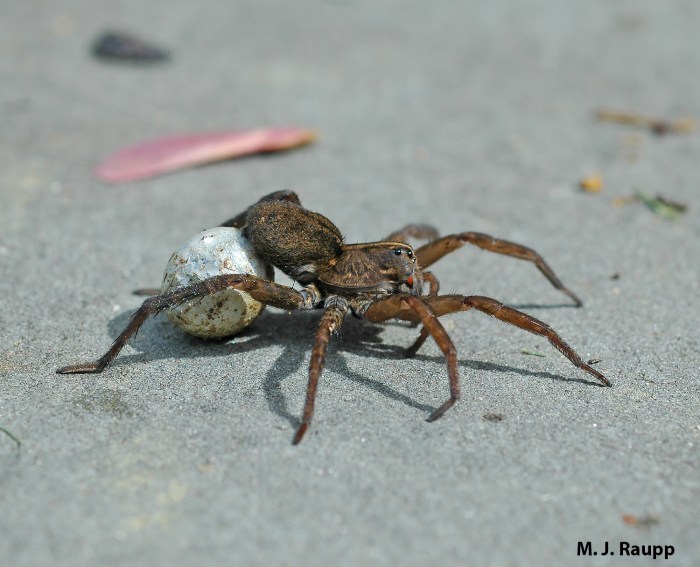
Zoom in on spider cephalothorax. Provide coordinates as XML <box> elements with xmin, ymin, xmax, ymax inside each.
<box><xmin>58</xmin><ymin>191</ymin><xmax>610</xmax><ymax>444</ymax></box>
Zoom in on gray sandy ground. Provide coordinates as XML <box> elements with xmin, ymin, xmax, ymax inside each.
<box><xmin>1</xmin><ymin>1</ymin><xmax>698</xmax><ymax>565</ymax></box>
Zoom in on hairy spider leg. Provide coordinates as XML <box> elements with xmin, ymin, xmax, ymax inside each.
<box><xmin>364</xmin><ymin>295</ymin><xmax>461</xmax><ymax>422</ymax></box>
<box><xmin>411</xmin><ymin>295</ymin><xmax>609</xmax><ymax>385</ymax></box>
<box><xmin>132</xmin><ymin>288</ymin><xmax>160</xmax><ymax>296</ymax></box>
<box><xmin>421</xmin><ymin>271</ymin><xmax>440</xmax><ymax>296</ymax></box>
<box><xmin>56</xmin><ymin>274</ymin><xmax>311</xmax><ymax>374</ymax></box>
<box><xmin>364</xmin><ymin>293</ymin><xmax>610</xmax><ymax>421</ymax></box>
<box><xmin>414</xmin><ymin>232</ymin><xmax>584</xmax><ymax>307</ymax></box>
<box><xmin>293</xmin><ymin>304</ymin><xmax>347</xmax><ymax>444</ymax></box>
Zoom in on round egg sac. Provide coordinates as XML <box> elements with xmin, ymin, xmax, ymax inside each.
<box><xmin>161</xmin><ymin>227</ymin><xmax>275</xmax><ymax>339</ymax></box>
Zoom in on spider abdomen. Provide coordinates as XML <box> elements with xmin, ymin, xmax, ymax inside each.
<box><xmin>243</xmin><ymin>200</ymin><xmax>343</xmax><ymax>283</ymax></box>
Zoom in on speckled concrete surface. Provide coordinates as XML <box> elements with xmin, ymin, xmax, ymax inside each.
<box><xmin>1</xmin><ymin>1</ymin><xmax>698</xmax><ymax>566</ymax></box>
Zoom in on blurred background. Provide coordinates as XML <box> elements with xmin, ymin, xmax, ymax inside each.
<box><xmin>1</xmin><ymin>1</ymin><xmax>698</xmax><ymax>565</ymax></box>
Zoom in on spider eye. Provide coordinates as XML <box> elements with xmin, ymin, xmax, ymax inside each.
<box><xmin>406</xmin><ymin>250</ymin><xmax>414</xmax><ymax>259</ymax></box>
<box><xmin>393</xmin><ymin>248</ymin><xmax>403</xmax><ymax>256</ymax></box>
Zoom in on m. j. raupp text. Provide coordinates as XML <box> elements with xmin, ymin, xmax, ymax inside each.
<box><xmin>577</xmin><ymin>541</ymin><xmax>674</xmax><ymax>559</ymax></box>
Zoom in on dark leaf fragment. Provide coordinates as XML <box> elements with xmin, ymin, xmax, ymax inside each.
<box><xmin>92</xmin><ymin>31</ymin><xmax>170</xmax><ymax>62</ymax></box>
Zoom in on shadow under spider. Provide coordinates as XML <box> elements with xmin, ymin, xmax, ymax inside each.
<box><xmin>99</xmin><ymin>303</ymin><xmax>597</xmax><ymax>429</ymax></box>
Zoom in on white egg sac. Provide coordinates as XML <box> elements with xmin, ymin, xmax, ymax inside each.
<box><xmin>161</xmin><ymin>227</ymin><xmax>274</xmax><ymax>339</ymax></box>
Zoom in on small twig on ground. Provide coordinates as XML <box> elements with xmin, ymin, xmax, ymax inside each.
<box><xmin>0</xmin><ymin>426</ymin><xmax>21</xmax><ymax>449</ymax></box>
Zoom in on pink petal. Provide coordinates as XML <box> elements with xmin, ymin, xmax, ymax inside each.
<box><xmin>95</xmin><ymin>127</ymin><xmax>316</xmax><ymax>183</ymax></box>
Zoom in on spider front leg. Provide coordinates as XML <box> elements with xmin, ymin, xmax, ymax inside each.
<box><xmin>57</xmin><ymin>275</ymin><xmax>314</xmax><ymax>374</ymax></box>
<box><xmin>293</xmin><ymin>301</ymin><xmax>347</xmax><ymax>444</ymax></box>
<box><xmin>364</xmin><ymin>295</ymin><xmax>461</xmax><ymax>422</ymax></box>
<box><xmin>403</xmin><ymin>294</ymin><xmax>610</xmax><ymax>387</ymax></box>
<box><xmin>364</xmin><ymin>293</ymin><xmax>609</xmax><ymax>424</ymax></box>
<box><xmin>415</xmin><ymin>232</ymin><xmax>584</xmax><ymax>307</ymax></box>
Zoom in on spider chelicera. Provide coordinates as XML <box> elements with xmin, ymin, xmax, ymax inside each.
<box><xmin>58</xmin><ymin>191</ymin><xmax>610</xmax><ymax>443</ymax></box>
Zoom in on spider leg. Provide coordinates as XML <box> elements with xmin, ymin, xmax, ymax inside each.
<box><xmin>422</xmin><ymin>271</ymin><xmax>440</xmax><ymax>296</ymax></box>
<box><xmin>293</xmin><ymin>302</ymin><xmax>347</xmax><ymax>444</ymax></box>
<box><xmin>132</xmin><ymin>288</ymin><xmax>159</xmax><ymax>296</ymax></box>
<box><xmin>364</xmin><ymin>296</ymin><xmax>460</xmax><ymax>422</ymax></box>
<box><xmin>405</xmin><ymin>326</ymin><xmax>430</xmax><ymax>358</ymax></box>
<box><xmin>364</xmin><ymin>293</ymin><xmax>608</xmax><ymax>422</ymax></box>
<box><xmin>414</xmin><ymin>232</ymin><xmax>584</xmax><ymax>307</ymax></box>
<box><xmin>396</xmin><ymin>294</ymin><xmax>610</xmax><ymax>387</ymax></box>
<box><xmin>57</xmin><ymin>274</ymin><xmax>314</xmax><ymax>375</ymax></box>
<box><xmin>383</xmin><ymin>223</ymin><xmax>439</xmax><ymax>243</ymax></box>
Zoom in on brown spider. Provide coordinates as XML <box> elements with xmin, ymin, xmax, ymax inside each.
<box><xmin>58</xmin><ymin>191</ymin><xmax>610</xmax><ymax>444</ymax></box>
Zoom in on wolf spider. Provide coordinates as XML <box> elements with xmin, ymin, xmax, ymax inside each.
<box><xmin>58</xmin><ymin>191</ymin><xmax>610</xmax><ymax>444</ymax></box>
